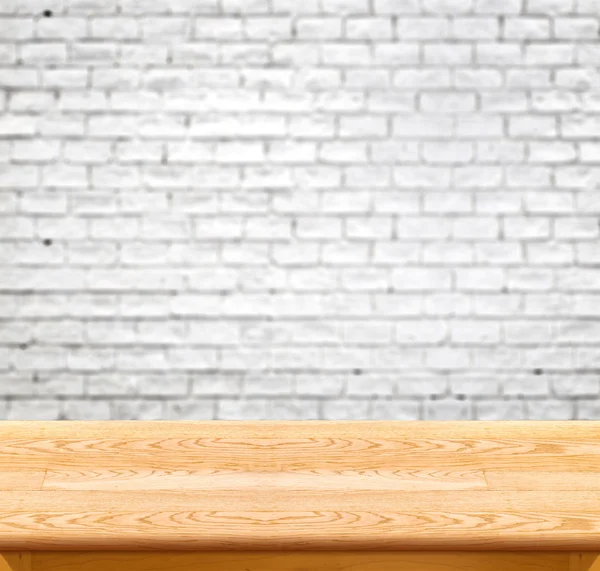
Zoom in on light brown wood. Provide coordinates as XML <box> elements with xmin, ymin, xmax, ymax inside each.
<box><xmin>2</xmin><ymin>434</ymin><xmax>600</xmax><ymax>472</ymax></box>
<box><xmin>1</xmin><ymin>420</ymin><xmax>599</xmax><ymax>440</ymax></box>
<box><xmin>2</xmin><ymin>551</ymin><xmax>599</xmax><ymax>571</ymax></box>
<box><xmin>0</xmin><ymin>471</ymin><xmax>45</xmax><ymax>491</ymax></box>
<box><xmin>42</xmin><ymin>468</ymin><xmax>488</xmax><ymax>491</ymax></box>
<box><xmin>570</xmin><ymin>552</ymin><xmax>600</xmax><ymax>571</ymax></box>
<box><xmin>29</xmin><ymin>551</ymin><xmax>575</xmax><ymax>571</ymax></box>
<box><xmin>0</xmin><ymin>553</ymin><xmax>31</xmax><ymax>571</ymax></box>
<box><xmin>486</xmin><ymin>471</ymin><xmax>600</xmax><ymax>491</ymax></box>
<box><xmin>0</xmin><ymin>421</ymin><xmax>599</xmax><ymax>551</ymax></box>
<box><xmin>1</xmin><ymin>551</ymin><xmax>598</xmax><ymax>571</ymax></box>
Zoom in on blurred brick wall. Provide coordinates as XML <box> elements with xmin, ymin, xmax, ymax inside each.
<box><xmin>1</xmin><ymin>0</ymin><xmax>599</xmax><ymax>419</ymax></box>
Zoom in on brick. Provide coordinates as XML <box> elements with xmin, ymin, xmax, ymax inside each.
<box><xmin>504</xmin><ymin>17</ymin><xmax>550</xmax><ymax>39</ymax></box>
<box><xmin>0</xmin><ymin>4</ymin><xmax>598</xmax><ymax>420</ymax></box>
<box><xmin>111</xmin><ymin>400</ymin><xmax>163</xmax><ymax>420</ymax></box>
<box><xmin>476</xmin><ymin>400</ymin><xmax>526</xmax><ymax>420</ymax></box>
<box><xmin>12</xmin><ymin>140</ymin><xmax>59</xmax><ymax>163</ymax></box>
<box><xmin>8</xmin><ymin>400</ymin><xmax>60</xmax><ymax>420</ymax></box>
<box><xmin>424</xmin><ymin>398</ymin><xmax>471</xmax><ymax>420</ymax></box>
<box><xmin>451</xmin><ymin>18</ymin><xmax>499</xmax><ymax>39</ymax></box>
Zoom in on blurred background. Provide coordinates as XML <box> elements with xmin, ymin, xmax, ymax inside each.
<box><xmin>1</xmin><ymin>0</ymin><xmax>599</xmax><ymax>420</ymax></box>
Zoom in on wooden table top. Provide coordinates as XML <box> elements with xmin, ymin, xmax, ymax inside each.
<box><xmin>0</xmin><ymin>420</ymin><xmax>599</xmax><ymax>551</ymax></box>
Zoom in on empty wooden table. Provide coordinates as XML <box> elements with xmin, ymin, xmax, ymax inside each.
<box><xmin>0</xmin><ymin>421</ymin><xmax>599</xmax><ymax>571</ymax></box>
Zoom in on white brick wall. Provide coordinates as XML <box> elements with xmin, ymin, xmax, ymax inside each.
<box><xmin>1</xmin><ymin>0</ymin><xmax>599</xmax><ymax>420</ymax></box>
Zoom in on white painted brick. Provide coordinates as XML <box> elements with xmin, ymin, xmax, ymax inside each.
<box><xmin>476</xmin><ymin>400</ymin><xmax>526</xmax><ymax>420</ymax></box>
<box><xmin>504</xmin><ymin>17</ymin><xmax>550</xmax><ymax>39</ymax></box>
<box><xmin>508</xmin><ymin>268</ymin><xmax>554</xmax><ymax>291</ymax></box>
<box><xmin>425</xmin><ymin>43</ymin><xmax>472</xmax><ymax>65</ymax></box>
<box><xmin>451</xmin><ymin>17</ymin><xmax>499</xmax><ymax>39</ymax></box>
<box><xmin>346</xmin><ymin>17</ymin><xmax>392</xmax><ymax>40</ymax></box>
<box><xmin>554</xmin><ymin>217</ymin><xmax>599</xmax><ymax>239</ymax></box>
<box><xmin>392</xmin><ymin>269</ymin><xmax>452</xmax><ymax>291</ymax></box>
<box><xmin>91</xmin><ymin>17</ymin><xmax>139</xmax><ymax>38</ymax></box>
<box><xmin>424</xmin><ymin>242</ymin><xmax>472</xmax><ymax>263</ymax></box>
<box><xmin>420</xmin><ymin>92</ymin><xmax>476</xmax><ymax>113</ymax></box>
<box><xmin>476</xmin><ymin>43</ymin><xmax>522</xmax><ymax>65</ymax></box>
<box><xmin>424</xmin><ymin>192</ymin><xmax>472</xmax><ymax>213</ymax></box>
<box><xmin>165</xmin><ymin>399</ymin><xmax>215</xmax><ymax>420</ymax></box>
<box><xmin>527</xmin><ymin>400</ymin><xmax>574</xmax><ymax>420</ymax></box>
<box><xmin>394</xmin><ymin>68</ymin><xmax>451</xmax><ymax>89</ymax></box>
<box><xmin>65</xmin><ymin>141</ymin><xmax>111</xmax><ymax>164</ymax></box>
<box><xmin>216</xmin><ymin>399</ymin><xmax>268</xmax><ymax>420</ymax></box>
<box><xmin>321</xmin><ymin>0</ymin><xmax>369</xmax><ymax>13</ymax></box>
<box><xmin>62</xmin><ymin>400</ymin><xmax>112</xmax><ymax>420</ymax></box>
<box><xmin>322</xmin><ymin>399</ymin><xmax>369</xmax><ymax>420</ymax></box>
<box><xmin>345</xmin><ymin>69</ymin><xmax>390</xmax><ymax>90</ymax></box>
<box><xmin>37</xmin><ymin>17</ymin><xmax>87</xmax><ymax>38</ymax></box>
<box><xmin>9</xmin><ymin>91</ymin><xmax>54</xmax><ymax>112</ymax></box>
<box><xmin>42</xmin><ymin>69</ymin><xmax>87</xmax><ymax>88</ymax></box>
<box><xmin>12</xmin><ymin>140</ymin><xmax>59</xmax><ymax>163</ymax></box>
<box><xmin>526</xmin><ymin>44</ymin><xmax>574</xmax><ymax>65</ymax></box>
<box><xmin>374</xmin><ymin>0</ymin><xmax>419</xmax><ymax>12</ymax></box>
<box><xmin>111</xmin><ymin>400</ymin><xmax>163</xmax><ymax>420</ymax></box>
<box><xmin>424</xmin><ymin>398</ymin><xmax>471</xmax><ymax>420</ymax></box>
<box><xmin>423</xmin><ymin>142</ymin><xmax>473</xmax><ymax>164</ymax></box>
<box><xmin>554</xmin><ymin>17</ymin><xmax>598</xmax><ymax>39</ymax></box>
<box><xmin>455</xmin><ymin>68</ymin><xmax>503</xmax><ymax>88</ymax></box>
<box><xmin>396</xmin><ymin>17</ymin><xmax>449</xmax><ymax>38</ymax></box>
<box><xmin>457</xmin><ymin>268</ymin><xmax>505</xmax><ymax>291</ymax></box>
<box><xmin>476</xmin><ymin>242</ymin><xmax>523</xmax><ymax>265</ymax></box>
<box><xmin>346</xmin><ymin>217</ymin><xmax>392</xmax><ymax>240</ymax></box>
<box><xmin>321</xmin><ymin>44</ymin><xmax>370</xmax><ymax>66</ymax></box>
<box><xmin>8</xmin><ymin>400</ymin><xmax>60</xmax><ymax>420</ymax></box>
<box><xmin>577</xmin><ymin>243</ymin><xmax>600</xmax><ymax>264</ymax></box>
<box><xmin>506</xmin><ymin>69</ymin><xmax>551</xmax><ymax>88</ymax></box>
<box><xmin>0</xmin><ymin>68</ymin><xmax>38</xmax><ymax>88</ymax></box>
<box><xmin>0</xmin><ymin>4</ymin><xmax>598</xmax><ymax>420</ymax></box>
<box><xmin>322</xmin><ymin>243</ymin><xmax>369</xmax><ymax>265</ymax></box>
<box><xmin>452</xmin><ymin>217</ymin><xmax>499</xmax><ymax>239</ymax></box>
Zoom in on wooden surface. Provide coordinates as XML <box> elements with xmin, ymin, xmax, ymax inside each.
<box><xmin>0</xmin><ymin>421</ymin><xmax>599</xmax><ymax>551</ymax></box>
<box><xmin>12</xmin><ymin>551</ymin><xmax>600</xmax><ymax>571</ymax></box>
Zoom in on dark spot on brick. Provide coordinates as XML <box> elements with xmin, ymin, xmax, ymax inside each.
<box><xmin>19</xmin><ymin>343</ymin><xmax>28</xmax><ymax>351</ymax></box>
<box><xmin>43</xmin><ymin>238</ymin><xmax>52</xmax><ymax>246</ymax></box>
<box><xmin>32</xmin><ymin>373</ymin><xmax>40</xmax><ymax>383</ymax></box>
<box><xmin>42</xmin><ymin>9</ymin><xmax>53</xmax><ymax>17</ymax></box>
<box><xmin>456</xmin><ymin>394</ymin><xmax>466</xmax><ymax>401</ymax></box>
<box><xmin>501</xmin><ymin>286</ymin><xmax>508</xmax><ymax>293</ymax></box>
<box><xmin>353</xmin><ymin>368</ymin><xmax>362</xmax><ymax>375</ymax></box>
<box><xmin>533</xmin><ymin>368</ymin><xmax>543</xmax><ymax>376</ymax></box>
<box><xmin>57</xmin><ymin>413</ymin><xmax>68</xmax><ymax>420</ymax></box>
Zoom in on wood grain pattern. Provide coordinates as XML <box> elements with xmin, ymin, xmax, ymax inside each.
<box><xmin>1</xmin><ymin>436</ymin><xmax>599</xmax><ymax>472</ymax></box>
<box><xmin>486</xmin><ymin>471</ymin><xmax>600</xmax><ymax>491</ymax></box>
<box><xmin>0</xmin><ymin>471</ymin><xmax>45</xmax><ymax>491</ymax></box>
<box><xmin>30</xmin><ymin>551</ymin><xmax>577</xmax><ymax>571</ymax></box>
<box><xmin>0</xmin><ymin>421</ymin><xmax>599</xmax><ymax>550</ymax></box>
<box><xmin>1</xmin><ymin>421</ymin><xmax>599</xmax><ymax>440</ymax></box>
<box><xmin>42</xmin><ymin>468</ymin><xmax>488</xmax><ymax>491</ymax></box>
